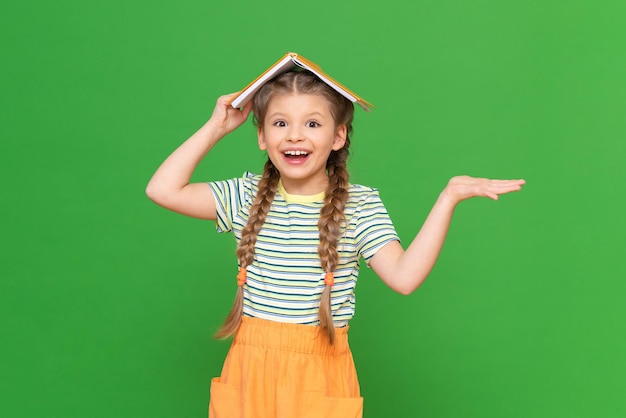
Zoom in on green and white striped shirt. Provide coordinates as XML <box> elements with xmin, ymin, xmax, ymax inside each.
<box><xmin>209</xmin><ymin>172</ymin><xmax>399</xmax><ymax>327</ymax></box>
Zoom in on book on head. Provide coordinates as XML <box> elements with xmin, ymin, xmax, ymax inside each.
<box><xmin>227</xmin><ymin>52</ymin><xmax>374</xmax><ymax>112</ymax></box>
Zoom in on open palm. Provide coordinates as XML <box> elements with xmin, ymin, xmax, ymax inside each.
<box><xmin>444</xmin><ymin>175</ymin><xmax>526</xmax><ymax>203</ymax></box>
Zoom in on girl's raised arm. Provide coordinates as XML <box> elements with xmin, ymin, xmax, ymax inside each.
<box><xmin>146</xmin><ymin>94</ymin><xmax>253</xmax><ymax>220</ymax></box>
<box><xmin>369</xmin><ymin>176</ymin><xmax>525</xmax><ymax>295</ymax></box>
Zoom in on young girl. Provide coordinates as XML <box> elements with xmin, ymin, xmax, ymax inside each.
<box><xmin>146</xmin><ymin>69</ymin><xmax>525</xmax><ymax>418</ymax></box>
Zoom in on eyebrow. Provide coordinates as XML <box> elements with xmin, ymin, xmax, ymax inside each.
<box><xmin>267</xmin><ymin>111</ymin><xmax>327</xmax><ymax>119</ymax></box>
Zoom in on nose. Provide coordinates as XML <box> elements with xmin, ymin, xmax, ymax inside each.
<box><xmin>287</xmin><ymin>126</ymin><xmax>305</xmax><ymax>142</ymax></box>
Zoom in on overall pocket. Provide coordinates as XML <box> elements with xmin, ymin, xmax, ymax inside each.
<box><xmin>301</xmin><ymin>392</ymin><xmax>363</xmax><ymax>418</ymax></box>
<box><xmin>208</xmin><ymin>377</ymin><xmax>241</xmax><ymax>418</ymax></box>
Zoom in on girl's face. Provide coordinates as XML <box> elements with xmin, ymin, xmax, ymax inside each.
<box><xmin>258</xmin><ymin>93</ymin><xmax>347</xmax><ymax>195</ymax></box>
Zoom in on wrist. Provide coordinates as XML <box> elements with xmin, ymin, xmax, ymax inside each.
<box><xmin>200</xmin><ymin>119</ymin><xmax>228</xmax><ymax>144</ymax></box>
<box><xmin>438</xmin><ymin>187</ymin><xmax>461</xmax><ymax>209</ymax></box>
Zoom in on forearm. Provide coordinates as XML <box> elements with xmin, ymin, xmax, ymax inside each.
<box><xmin>371</xmin><ymin>175</ymin><xmax>525</xmax><ymax>295</ymax></box>
<box><xmin>145</xmin><ymin>94</ymin><xmax>252</xmax><ymax>219</ymax></box>
<box><xmin>146</xmin><ymin>121</ymin><xmax>224</xmax><ymax>200</ymax></box>
<box><xmin>392</xmin><ymin>192</ymin><xmax>457</xmax><ymax>294</ymax></box>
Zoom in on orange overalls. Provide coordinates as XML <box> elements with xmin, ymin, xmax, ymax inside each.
<box><xmin>209</xmin><ymin>316</ymin><xmax>363</xmax><ymax>418</ymax></box>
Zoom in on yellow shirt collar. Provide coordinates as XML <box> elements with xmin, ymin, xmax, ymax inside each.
<box><xmin>277</xmin><ymin>180</ymin><xmax>325</xmax><ymax>203</ymax></box>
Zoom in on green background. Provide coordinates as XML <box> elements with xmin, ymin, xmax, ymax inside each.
<box><xmin>2</xmin><ymin>0</ymin><xmax>625</xmax><ymax>417</ymax></box>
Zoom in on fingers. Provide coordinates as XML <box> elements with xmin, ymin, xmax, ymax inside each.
<box><xmin>484</xmin><ymin>179</ymin><xmax>525</xmax><ymax>197</ymax></box>
<box><xmin>206</xmin><ymin>93</ymin><xmax>254</xmax><ymax>136</ymax></box>
<box><xmin>219</xmin><ymin>94</ymin><xmax>253</xmax><ymax>121</ymax></box>
<box><xmin>491</xmin><ymin>180</ymin><xmax>526</xmax><ymax>190</ymax></box>
<box><xmin>240</xmin><ymin>100</ymin><xmax>253</xmax><ymax>119</ymax></box>
<box><xmin>446</xmin><ymin>176</ymin><xmax>525</xmax><ymax>203</ymax></box>
<box><xmin>488</xmin><ymin>179</ymin><xmax>526</xmax><ymax>186</ymax></box>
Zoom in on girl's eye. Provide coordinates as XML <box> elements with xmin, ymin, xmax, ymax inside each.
<box><xmin>273</xmin><ymin>120</ymin><xmax>287</xmax><ymax>127</ymax></box>
<box><xmin>306</xmin><ymin>121</ymin><xmax>320</xmax><ymax>128</ymax></box>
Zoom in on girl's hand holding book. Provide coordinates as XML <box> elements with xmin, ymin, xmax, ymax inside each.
<box><xmin>206</xmin><ymin>93</ymin><xmax>254</xmax><ymax>139</ymax></box>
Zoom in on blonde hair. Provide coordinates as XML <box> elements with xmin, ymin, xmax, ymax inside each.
<box><xmin>215</xmin><ymin>70</ymin><xmax>354</xmax><ymax>344</ymax></box>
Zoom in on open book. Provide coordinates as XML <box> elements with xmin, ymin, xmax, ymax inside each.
<box><xmin>227</xmin><ymin>52</ymin><xmax>374</xmax><ymax>112</ymax></box>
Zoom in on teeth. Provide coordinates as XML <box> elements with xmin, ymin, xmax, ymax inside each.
<box><xmin>284</xmin><ymin>150</ymin><xmax>309</xmax><ymax>156</ymax></box>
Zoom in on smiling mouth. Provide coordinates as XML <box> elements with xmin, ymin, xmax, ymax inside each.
<box><xmin>283</xmin><ymin>150</ymin><xmax>310</xmax><ymax>164</ymax></box>
<box><xmin>284</xmin><ymin>150</ymin><xmax>310</xmax><ymax>157</ymax></box>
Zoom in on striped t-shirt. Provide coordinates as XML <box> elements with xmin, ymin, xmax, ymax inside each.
<box><xmin>208</xmin><ymin>172</ymin><xmax>399</xmax><ymax>327</ymax></box>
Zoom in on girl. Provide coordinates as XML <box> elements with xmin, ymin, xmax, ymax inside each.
<box><xmin>146</xmin><ymin>69</ymin><xmax>525</xmax><ymax>418</ymax></box>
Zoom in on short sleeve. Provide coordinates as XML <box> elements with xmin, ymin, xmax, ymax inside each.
<box><xmin>354</xmin><ymin>190</ymin><xmax>400</xmax><ymax>263</ymax></box>
<box><xmin>207</xmin><ymin>172</ymin><xmax>256</xmax><ymax>233</ymax></box>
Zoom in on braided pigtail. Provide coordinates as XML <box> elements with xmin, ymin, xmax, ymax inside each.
<box><xmin>317</xmin><ymin>139</ymin><xmax>351</xmax><ymax>345</ymax></box>
<box><xmin>214</xmin><ymin>159</ymin><xmax>280</xmax><ymax>339</ymax></box>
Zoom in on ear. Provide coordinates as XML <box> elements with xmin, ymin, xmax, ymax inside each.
<box><xmin>257</xmin><ymin>125</ymin><xmax>267</xmax><ymax>150</ymax></box>
<box><xmin>332</xmin><ymin>124</ymin><xmax>347</xmax><ymax>151</ymax></box>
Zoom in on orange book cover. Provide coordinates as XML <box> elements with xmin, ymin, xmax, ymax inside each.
<box><xmin>228</xmin><ymin>52</ymin><xmax>374</xmax><ymax>112</ymax></box>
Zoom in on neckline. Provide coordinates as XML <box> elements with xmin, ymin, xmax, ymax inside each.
<box><xmin>277</xmin><ymin>180</ymin><xmax>325</xmax><ymax>203</ymax></box>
